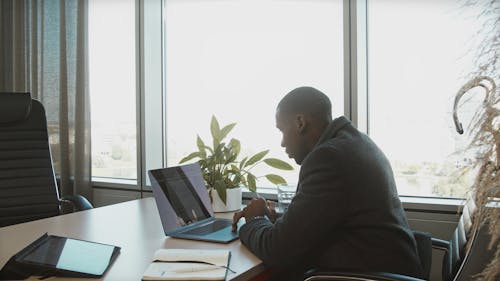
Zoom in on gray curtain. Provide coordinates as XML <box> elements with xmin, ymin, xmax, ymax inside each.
<box><xmin>0</xmin><ymin>0</ymin><xmax>93</xmax><ymax>203</ymax></box>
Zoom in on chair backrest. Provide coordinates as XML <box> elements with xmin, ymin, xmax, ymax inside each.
<box><xmin>413</xmin><ymin>230</ymin><xmax>432</xmax><ymax>280</ymax></box>
<box><xmin>445</xmin><ymin>199</ymin><xmax>498</xmax><ymax>281</ymax></box>
<box><xmin>0</xmin><ymin>92</ymin><xmax>61</xmax><ymax>227</ymax></box>
<box><xmin>441</xmin><ymin>198</ymin><xmax>475</xmax><ymax>281</ymax></box>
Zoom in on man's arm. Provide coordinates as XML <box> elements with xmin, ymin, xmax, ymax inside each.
<box><xmin>237</xmin><ymin>146</ymin><xmax>350</xmax><ymax>267</ymax></box>
<box><xmin>231</xmin><ymin>199</ymin><xmax>281</xmax><ymax>232</ymax></box>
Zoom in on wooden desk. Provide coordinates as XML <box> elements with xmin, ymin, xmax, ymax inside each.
<box><xmin>0</xmin><ymin>198</ymin><xmax>266</xmax><ymax>281</ymax></box>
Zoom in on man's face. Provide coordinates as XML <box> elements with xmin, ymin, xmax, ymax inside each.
<box><xmin>275</xmin><ymin>109</ymin><xmax>307</xmax><ymax>165</ymax></box>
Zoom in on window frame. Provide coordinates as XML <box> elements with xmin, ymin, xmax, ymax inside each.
<box><xmin>90</xmin><ymin>0</ymin><xmax>469</xmax><ymax>206</ymax></box>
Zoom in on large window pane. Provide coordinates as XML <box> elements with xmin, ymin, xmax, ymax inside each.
<box><xmin>368</xmin><ymin>0</ymin><xmax>489</xmax><ymax>197</ymax></box>
<box><xmin>89</xmin><ymin>0</ymin><xmax>137</xmax><ymax>180</ymax></box>
<box><xmin>165</xmin><ymin>0</ymin><xmax>344</xmax><ymax>186</ymax></box>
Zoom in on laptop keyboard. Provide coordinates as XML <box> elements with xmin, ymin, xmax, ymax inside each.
<box><xmin>182</xmin><ymin>220</ymin><xmax>232</xmax><ymax>236</ymax></box>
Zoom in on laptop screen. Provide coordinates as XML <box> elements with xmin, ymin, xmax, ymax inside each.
<box><xmin>149</xmin><ymin>164</ymin><xmax>211</xmax><ymax>227</ymax></box>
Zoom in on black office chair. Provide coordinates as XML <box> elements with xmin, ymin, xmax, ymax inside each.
<box><xmin>303</xmin><ymin>230</ymin><xmax>432</xmax><ymax>281</ymax></box>
<box><xmin>0</xmin><ymin>92</ymin><xmax>92</xmax><ymax>227</ymax></box>
<box><xmin>430</xmin><ymin>199</ymin><xmax>497</xmax><ymax>281</ymax></box>
<box><xmin>303</xmin><ymin>198</ymin><xmax>497</xmax><ymax>281</ymax></box>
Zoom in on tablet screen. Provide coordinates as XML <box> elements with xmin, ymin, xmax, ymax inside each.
<box><xmin>19</xmin><ymin>235</ymin><xmax>117</xmax><ymax>276</ymax></box>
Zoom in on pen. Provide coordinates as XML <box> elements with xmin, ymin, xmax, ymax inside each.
<box><xmin>172</xmin><ymin>266</ymin><xmax>220</xmax><ymax>273</ymax></box>
<box><xmin>171</xmin><ymin>265</ymin><xmax>235</xmax><ymax>274</ymax></box>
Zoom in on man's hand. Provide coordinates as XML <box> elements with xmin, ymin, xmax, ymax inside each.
<box><xmin>232</xmin><ymin>198</ymin><xmax>268</xmax><ymax>232</ymax></box>
<box><xmin>265</xmin><ymin>200</ymin><xmax>281</xmax><ymax>222</ymax></box>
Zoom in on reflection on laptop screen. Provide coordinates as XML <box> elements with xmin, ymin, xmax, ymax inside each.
<box><xmin>154</xmin><ymin>167</ymin><xmax>210</xmax><ymax>225</ymax></box>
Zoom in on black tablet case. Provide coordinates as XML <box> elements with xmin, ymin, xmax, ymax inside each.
<box><xmin>0</xmin><ymin>233</ymin><xmax>120</xmax><ymax>280</ymax></box>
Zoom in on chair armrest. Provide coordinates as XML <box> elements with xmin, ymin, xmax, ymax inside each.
<box><xmin>304</xmin><ymin>271</ymin><xmax>426</xmax><ymax>281</ymax></box>
<box><xmin>60</xmin><ymin>195</ymin><xmax>93</xmax><ymax>211</ymax></box>
<box><xmin>431</xmin><ymin>237</ymin><xmax>450</xmax><ymax>252</ymax></box>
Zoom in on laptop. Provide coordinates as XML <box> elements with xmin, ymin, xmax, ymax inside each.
<box><xmin>148</xmin><ymin>163</ymin><xmax>242</xmax><ymax>243</ymax></box>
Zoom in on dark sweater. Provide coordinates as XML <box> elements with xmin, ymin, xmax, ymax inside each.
<box><xmin>239</xmin><ymin>116</ymin><xmax>423</xmax><ymax>280</ymax></box>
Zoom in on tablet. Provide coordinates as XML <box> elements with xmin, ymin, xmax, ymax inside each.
<box><xmin>15</xmin><ymin>233</ymin><xmax>120</xmax><ymax>277</ymax></box>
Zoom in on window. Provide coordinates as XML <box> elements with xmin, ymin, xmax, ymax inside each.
<box><xmin>367</xmin><ymin>0</ymin><xmax>487</xmax><ymax>197</ymax></box>
<box><xmin>89</xmin><ymin>0</ymin><xmax>137</xmax><ymax>180</ymax></box>
<box><xmin>164</xmin><ymin>0</ymin><xmax>344</xmax><ymax>186</ymax></box>
<box><xmin>90</xmin><ymin>0</ymin><xmax>492</xmax><ymax>200</ymax></box>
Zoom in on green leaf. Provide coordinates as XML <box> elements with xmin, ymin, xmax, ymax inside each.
<box><xmin>230</xmin><ymin>164</ymin><xmax>240</xmax><ymax>172</ymax></box>
<box><xmin>210</xmin><ymin>115</ymin><xmax>221</xmax><ymax>146</ymax></box>
<box><xmin>198</xmin><ymin>159</ymin><xmax>208</xmax><ymax>170</ymax></box>
<box><xmin>196</xmin><ymin>135</ymin><xmax>206</xmax><ymax>158</ymax></box>
<box><xmin>214</xmin><ymin>180</ymin><xmax>227</xmax><ymax>204</ymax></box>
<box><xmin>245</xmin><ymin>150</ymin><xmax>269</xmax><ymax>167</ymax></box>
<box><xmin>225</xmin><ymin>153</ymin><xmax>237</xmax><ymax>164</ymax></box>
<box><xmin>213</xmin><ymin>143</ymin><xmax>224</xmax><ymax>159</ymax></box>
<box><xmin>233</xmin><ymin>174</ymin><xmax>242</xmax><ymax>186</ymax></box>
<box><xmin>229</xmin><ymin>138</ymin><xmax>241</xmax><ymax>157</ymax></box>
<box><xmin>179</xmin><ymin>152</ymin><xmax>200</xmax><ymax>164</ymax></box>
<box><xmin>240</xmin><ymin>176</ymin><xmax>247</xmax><ymax>186</ymax></box>
<box><xmin>246</xmin><ymin>173</ymin><xmax>257</xmax><ymax>192</ymax></box>
<box><xmin>265</xmin><ymin>174</ymin><xmax>287</xmax><ymax>185</ymax></box>
<box><xmin>229</xmin><ymin>165</ymin><xmax>242</xmax><ymax>185</ymax></box>
<box><xmin>220</xmin><ymin>123</ymin><xmax>236</xmax><ymax>141</ymax></box>
<box><xmin>263</xmin><ymin>158</ymin><xmax>294</xmax><ymax>170</ymax></box>
<box><xmin>239</xmin><ymin>157</ymin><xmax>248</xmax><ymax>169</ymax></box>
<box><xmin>196</xmin><ymin>135</ymin><xmax>205</xmax><ymax>149</ymax></box>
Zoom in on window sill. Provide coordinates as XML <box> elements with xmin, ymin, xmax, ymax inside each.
<box><xmin>92</xmin><ymin>177</ymin><xmax>137</xmax><ymax>190</ymax></box>
<box><xmin>400</xmin><ymin>196</ymin><xmax>464</xmax><ymax>213</ymax></box>
<box><xmin>90</xmin><ymin>180</ymin><xmax>465</xmax><ymax>214</ymax></box>
<box><xmin>243</xmin><ymin>188</ymin><xmax>464</xmax><ymax>214</ymax></box>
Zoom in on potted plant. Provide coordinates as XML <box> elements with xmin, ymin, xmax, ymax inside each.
<box><xmin>180</xmin><ymin>115</ymin><xmax>293</xmax><ymax>212</ymax></box>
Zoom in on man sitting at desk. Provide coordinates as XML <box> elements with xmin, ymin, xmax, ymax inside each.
<box><xmin>232</xmin><ymin>87</ymin><xmax>423</xmax><ymax>280</ymax></box>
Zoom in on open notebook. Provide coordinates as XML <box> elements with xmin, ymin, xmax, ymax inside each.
<box><xmin>142</xmin><ymin>249</ymin><xmax>232</xmax><ymax>281</ymax></box>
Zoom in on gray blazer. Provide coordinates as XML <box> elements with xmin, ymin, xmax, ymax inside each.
<box><xmin>239</xmin><ymin>116</ymin><xmax>423</xmax><ymax>279</ymax></box>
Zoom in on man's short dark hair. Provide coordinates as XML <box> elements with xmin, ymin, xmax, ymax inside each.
<box><xmin>277</xmin><ymin>86</ymin><xmax>332</xmax><ymax>121</ymax></box>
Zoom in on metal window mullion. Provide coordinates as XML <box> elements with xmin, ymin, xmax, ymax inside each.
<box><xmin>40</xmin><ymin>0</ymin><xmax>44</xmax><ymax>103</ymax></box>
<box><xmin>31</xmin><ymin>0</ymin><xmax>39</xmax><ymax>99</ymax></box>
<box><xmin>343</xmin><ymin>0</ymin><xmax>368</xmax><ymax>133</ymax></box>
<box><xmin>136</xmin><ymin>0</ymin><xmax>145</xmax><ymax>192</ymax></box>
<box><xmin>161</xmin><ymin>0</ymin><xmax>167</xmax><ymax>170</ymax></box>
<box><xmin>13</xmin><ymin>0</ymin><xmax>26</xmax><ymax>91</ymax></box>
<box><xmin>356</xmin><ymin>0</ymin><xmax>368</xmax><ymax>134</ymax></box>
<box><xmin>25</xmin><ymin>0</ymin><xmax>30</xmax><ymax>92</ymax></box>
<box><xmin>343</xmin><ymin>0</ymin><xmax>352</xmax><ymax>121</ymax></box>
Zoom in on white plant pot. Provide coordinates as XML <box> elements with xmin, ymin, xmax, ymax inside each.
<box><xmin>210</xmin><ymin>186</ymin><xmax>242</xmax><ymax>213</ymax></box>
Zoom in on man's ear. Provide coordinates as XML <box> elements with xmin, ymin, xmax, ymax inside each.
<box><xmin>295</xmin><ymin>114</ymin><xmax>307</xmax><ymax>134</ymax></box>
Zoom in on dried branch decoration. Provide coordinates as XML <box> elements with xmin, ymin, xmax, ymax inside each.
<box><xmin>453</xmin><ymin>75</ymin><xmax>499</xmax><ymax>281</ymax></box>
